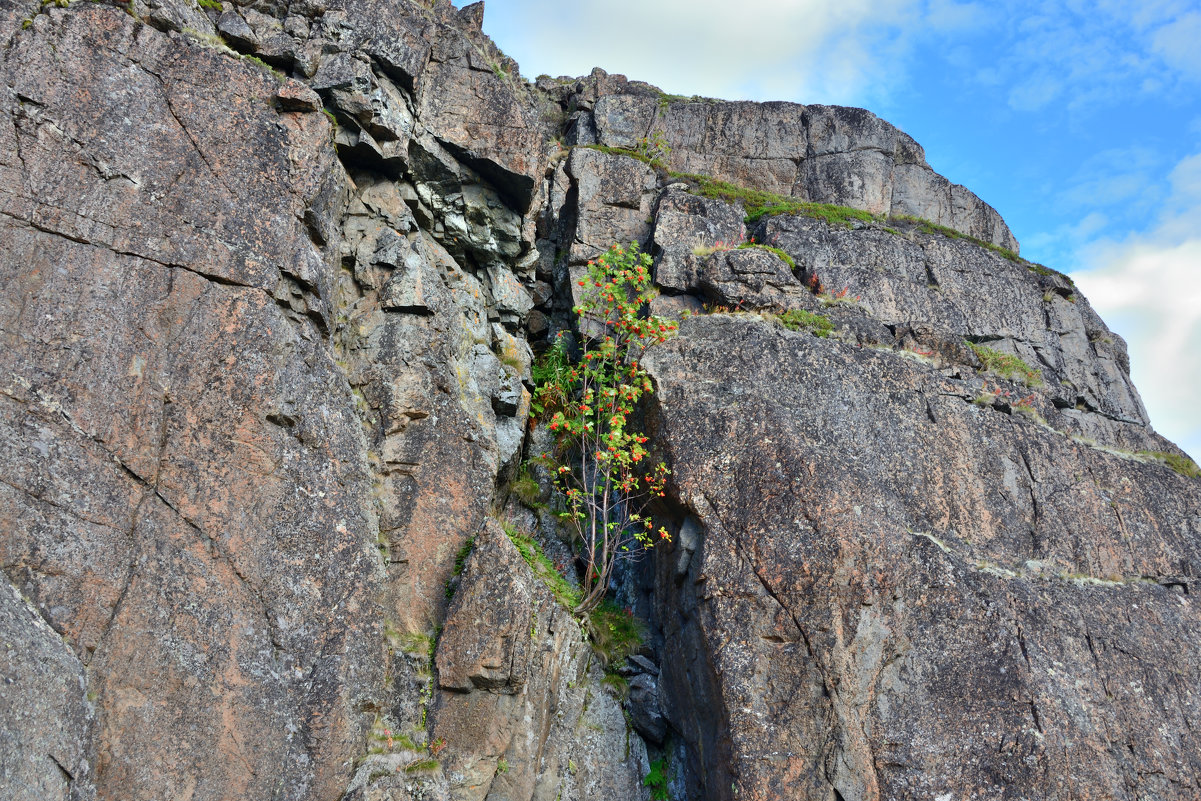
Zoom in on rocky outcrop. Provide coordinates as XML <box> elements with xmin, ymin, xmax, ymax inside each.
<box><xmin>2</xmin><ymin>8</ymin><xmax>382</xmax><ymax>800</ymax></box>
<box><xmin>644</xmin><ymin>314</ymin><xmax>1201</xmax><ymax>800</ymax></box>
<box><xmin>756</xmin><ymin>214</ymin><xmax>1146</xmax><ymax>425</ymax></box>
<box><xmin>431</xmin><ymin>521</ymin><xmax>648</xmax><ymax>801</ymax></box>
<box><xmin>1</xmin><ymin>1</ymin><xmax>1198</xmax><ymax>800</ymax></box>
<box><xmin>0</xmin><ymin>2</ymin><xmax>545</xmax><ymax>799</ymax></box>
<box><xmin>543</xmin><ymin>70</ymin><xmax>1017</xmax><ymax>251</ymax></box>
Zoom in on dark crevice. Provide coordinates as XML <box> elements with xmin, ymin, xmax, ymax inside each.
<box><xmin>48</xmin><ymin>752</ymin><xmax>74</xmax><ymax>784</ymax></box>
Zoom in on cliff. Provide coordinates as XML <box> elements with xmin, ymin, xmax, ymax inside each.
<box><xmin>0</xmin><ymin>1</ymin><xmax>1198</xmax><ymax>800</ymax></box>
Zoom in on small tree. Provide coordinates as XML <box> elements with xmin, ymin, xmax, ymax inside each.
<box><xmin>538</xmin><ymin>243</ymin><xmax>677</xmax><ymax>614</ymax></box>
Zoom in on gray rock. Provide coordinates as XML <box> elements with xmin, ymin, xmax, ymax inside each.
<box><xmin>432</xmin><ymin>522</ymin><xmax>649</xmax><ymax>801</ymax></box>
<box><xmin>697</xmin><ymin>247</ymin><xmax>816</xmax><ymax>311</ymax></box>
<box><xmin>758</xmin><ymin>213</ymin><xmax>1148</xmax><ymax>425</ymax></box>
<box><xmin>571</xmin><ymin>71</ymin><xmax>1017</xmax><ymax>250</ymax></box>
<box><xmin>2</xmin><ymin>3</ymin><xmax>1198</xmax><ymax>801</ymax></box>
<box><xmin>0</xmin><ymin>582</ymin><xmax>96</xmax><ymax>801</ymax></box>
<box><xmin>627</xmin><ymin>673</ymin><xmax>667</xmax><ymax>744</ymax></box>
<box><xmin>565</xmin><ymin>147</ymin><xmax>657</xmax><ymax>270</ymax></box>
<box><xmin>644</xmin><ymin>314</ymin><xmax>1201</xmax><ymax>801</ymax></box>
<box><xmin>650</xmin><ymin>188</ymin><xmax>745</xmax><ymax>295</ymax></box>
<box><xmin>217</xmin><ymin>10</ymin><xmax>257</xmax><ymax>51</ymax></box>
<box><xmin>628</xmin><ymin>654</ymin><xmax>659</xmax><ymax>675</ymax></box>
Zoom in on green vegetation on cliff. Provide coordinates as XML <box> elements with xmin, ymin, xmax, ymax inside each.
<box><xmin>579</xmin><ymin>143</ymin><xmax>1074</xmax><ymax>285</ymax></box>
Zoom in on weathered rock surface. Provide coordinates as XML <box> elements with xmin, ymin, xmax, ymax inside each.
<box><xmin>2</xmin><ymin>8</ymin><xmax>383</xmax><ymax>800</ymax></box>
<box><xmin>758</xmin><ymin>213</ymin><xmax>1148</xmax><ymax>425</ymax></box>
<box><xmin>432</xmin><ymin>521</ymin><xmax>648</xmax><ymax>801</ymax></box>
<box><xmin>0</xmin><ymin>3</ymin><xmax>555</xmax><ymax>800</ymax></box>
<box><xmin>644</xmin><ymin>315</ymin><xmax>1201</xmax><ymax>801</ymax></box>
<box><xmin>2</xmin><ymin>1</ymin><xmax>1198</xmax><ymax>800</ymax></box>
<box><xmin>556</xmin><ymin>70</ymin><xmax>1017</xmax><ymax>250</ymax></box>
<box><xmin>0</xmin><ymin>581</ymin><xmax>95</xmax><ymax>801</ymax></box>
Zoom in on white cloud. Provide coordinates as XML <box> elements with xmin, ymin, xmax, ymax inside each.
<box><xmin>1072</xmin><ymin>151</ymin><xmax>1201</xmax><ymax>462</ymax></box>
<box><xmin>1007</xmin><ymin>73</ymin><xmax>1062</xmax><ymax>111</ymax></box>
<box><xmin>489</xmin><ymin>0</ymin><xmax>979</xmax><ymax>106</ymax></box>
<box><xmin>1151</xmin><ymin>11</ymin><xmax>1201</xmax><ymax>78</ymax></box>
<box><xmin>957</xmin><ymin>0</ymin><xmax>1201</xmax><ymax>114</ymax></box>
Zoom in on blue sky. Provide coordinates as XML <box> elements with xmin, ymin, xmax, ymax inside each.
<box><xmin>483</xmin><ymin>0</ymin><xmax>1201</xmax><ymax>461</ymax></box>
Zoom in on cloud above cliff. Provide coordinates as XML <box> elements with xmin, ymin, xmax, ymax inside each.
<box><xmin>486</xmin><ymin>0</ymin><xmax>978</xmax><ymax>106</ymax></box>
<box><xmin>1073</xmin><ymin>151</ymin><xmax>1201</xmax><ymax>460</ymax></box>
<box><xmin>489</xmin><ymin>0</ymin><xmax>1201</xmax><ymax>111</ymax></box>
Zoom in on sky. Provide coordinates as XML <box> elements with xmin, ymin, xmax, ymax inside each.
<box><xmin>482</xmin><ymin>0</ymin><xmax>1201</xmax><ymax>461</ymax></box>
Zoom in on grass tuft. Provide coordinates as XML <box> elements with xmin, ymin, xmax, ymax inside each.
<box><xmin>510</xmin><ymin>470</ymin><xmax>543</xmax><ymax>508</ymax></box>
<box><xmin>737</xmin><ymin>242</ymin><xmax>795</xmax><ymax>268</ymax></box>
<box><xmin>452</xmin><ymin>536</ymin><xmax>475</xmax><ymax>577</ymax></box>
<box><xmin>889</xmin><ymin>215</ymin><xmax>1020</xmax><ymax>261</ymax></box>
<box><xmin>1137</xmin><ymin>451</ymin><xmax>1201</xmax><ymax>479</ymax></box>
<box><xmin>968</xmin><ymin>343</ymin><xmax>1043</xmax><ymax>387</ymax></box>
<box><xmin>600</xmin><ymin>671</ymin><xmax>630</xmax><ymax>700</ymax></box>
<box><xmin>644</xmin><ymin>757</ymin><xmax>670</xmax><ymax>801</ymax></box>
<box><xmin>775</xmin><ymin>309</ymin><xmax>834</xmax><ymax>338</ymax></box>
<box><xmin>578</xmin><ymin>142</ymin><xmax>1067</xmax><ymax>285</ymax></box>
<box><xmin>588</xmin><ymin>600</ymin><xmax>644</xmax><ymax>664</ymax></box>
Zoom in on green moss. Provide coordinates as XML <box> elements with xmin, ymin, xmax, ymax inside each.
<box><xmin>675</xmin><ymin>169</ymin><xmax>874</xmax><ymax>227</ymax></box>
<box><xmin>968</xmin><ymin>342</ymin><xmax>1043</xmax><ymax>387</ymax></box>
<box><xmin>776</xmin><ymin>309</ymin><xmax>834</xmax><ymax>338</ymax></box>
<box><xmin>444</xmin><ymin>535</ymin><xmax>475</xmax><ymax>599</ymax></box>
<box><xmin>504</xmin><ymin>524</ymin><xmax>582</xmax><ymax>610</ymax></box>
<box><xmin>890</xmin><ymin>215</ymin><xmax>1020</xmax><ymax>261</ymax></box>
<box><xmin>396</xmin><ymin>632</ymin><xmax>436</xmax><ymax>661</ymax></box>
<box><xmin>737</xmin><ymin>242</ymin><xmax>795</xmax><ymax>268</ymax></box>
<box><xmin>657</xmin><ymin>91</ymin><xmax>722</xmax><ymax>111</ymax></box>
<box><xmin>1137</xmin><ymin>451</ymin><xmax>1201</xmax><ymax>479</ymax></box>
<box><xmin>1024</xmin><ymin>261</ymin><xmax>1075</xmax><ymax>286</ymax></box>
<box><xmin>197</xmin><ymin>0</ymin><xmax>222</xmax><ymax>9</ymax></box>
<box><xmin>582</xmin><ymin>143</ymin><xmax>666</xmax><ymax>170</ymax></box>
<box><xmin>579</xmin><ymin>145</ymin><xmax>876</xmax><ymax>228</ymax></box>
<box><xmin>577</xmin><ymin>144</ymin><xmax>1065</xmax><ymax>270</ymax></box>
<box><xmin>748</xmin><ymin>198</ymin><xmax>877</xmax><ymax>227</ymax></box>
<box><xmin>1013</xmin><ymin>404</ymin><xmax>1048</xmax><ymax>426</ymax></box>
<box><xmin>452</xmin><ymin>536</ymin><xmax>475</xmax><ymax>577</ymax></box>
<box><xmin>321</xmin><ymin>107</ymin><xmax>338</xmax><ymax>131</ymax></box>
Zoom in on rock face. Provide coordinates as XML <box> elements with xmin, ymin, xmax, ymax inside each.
<box><xmin>644</xmin><ymin>315</ymin><xmax>1201</xmax><ymax>800</ymax></box>
<box><xmin>0</xmin><ymin>2</ymin><xmax>1197</xmax><ymax>801</ymax></box>
<box><xmin>545</xmin><ymin>70</ymin><xmax>1017</xmax><ymax>251</ymax></box>
<box><xmin>431</xmin><ymin>521</ymin><xmax>649</xmax><ymax>801</ymax></box>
